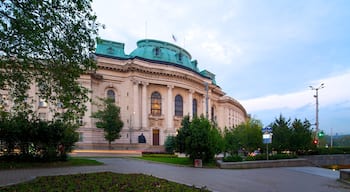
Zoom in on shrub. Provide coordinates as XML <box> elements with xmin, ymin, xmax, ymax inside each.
<box><xmin>223</xmin><ymin>155</ymin><xmax>243</xmax><ymax>162</ymax></box>
<box><xmin>164</xmin><ymin>136</ymin><xmax>176</xmax><ymax>153</ymax></box>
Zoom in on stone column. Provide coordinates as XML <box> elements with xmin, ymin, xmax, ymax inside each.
<box><xmin>167</xmin><ymin>85</ymin><xmax>174</xmax><ymax>129</ymax></box>
<box><xmin>133</xmin><ymin>80</ymin><xmax>140</xmax><ymax>130</ymax></box>
<box><xmin>188</xmin><ymin>89</ymin><xmax>194</xmax><ymax>119</ymax></box>
<box><xmin>141</xmin><ymin>82</ymin><xmax>148</xmax><ymax>129</ymax></box>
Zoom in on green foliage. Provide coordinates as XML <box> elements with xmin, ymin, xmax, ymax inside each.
<box><xmin>223</xmin><ymin>118</ymin><xmax>263</xmax><ymax>155</ymax></box>
<box><xmin>0</xmin><ymin>0</ymin><xmax>101</xmax><ymax>121</ymax></box>
<box><xmin>271</xmin><ymin>115</ymin><xmax>292</xmax><ymax>152</ymax></box>
<box><xmin>175</xmin><ymin>115</ymin><xmax>223</xmax><ymax>163</ymax></box>
<box><xmin>314</xmin><ymin>147</ymin><xmax>350</xmax><ymax>155</ymax></box>
<box><xmin>0</xmin><ymin>112</ymin><xmax>78</xmax><ymax>161</ymax></box>
<box><xmin>91</xmin><ymin>98</ymin><xmax>123</xmax><ymax>146</ymax></box>
<box><xmin>138</xmin><ymin>157</ymin><xmax>193</xmax><ymax>166</ymax></box>
<box><xmin>331</xmin><ymin>135</ymin><xmax>350</xmax><ymax>147</ymax></box>
<box><xmin>270</xmin><ymin>114</ymin><xmax>313</xmax><ymax>152</ymax></box>
<box><xmin>176</xmin><ymin>115</ymin><xmax>190</xmax><ymax>153</ymax></box>
<box><xmin>222</xmin><ymin>155</ymin><xmax>243</xmax><ymax>162</ymax></box>
<box><xmin>245</xmin><ymin>154</ymin><xmax>297</xmax><ymax>161</ymax></box>
<box><xmin>290</xmin><ymin>119</ymin><xmax>313</xmax><ymax>151</ymax></box>
<box><xmin>0</xmin><ymin>172</ymin><xmax>210</xmax><ymax>192</ymax></box>
<box><xmin>164</xmin><ymin>136</ymin><xmax>176</xmax><ymax>153</ymax></box>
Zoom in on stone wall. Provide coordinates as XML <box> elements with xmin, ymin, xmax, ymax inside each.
<box><xmin>218</xmin><ymin>159</ymin><xmax>311</xmax><ymax>169</ymax></box>
<box><xmin>301</xmin><ymin>154</ymin><xmax>350</xmax><ymax>166</ymax></box>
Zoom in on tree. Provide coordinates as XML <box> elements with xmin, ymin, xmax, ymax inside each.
<box><xmin>92</xmin><ymin>98</ymin><xmax>123</xmax><ymax>148</ymax></box>
<box><xmin>223</xmin><ymin>127</ymin><xmax>240</xmax><ymax>156</ymax></box>
<box><xmin>290</xmin><ymin>119</ymin><xmax>313</xmax><ymax>151</ymax></box>
<box><xmin>176</xmin><ymin>115</ymin><xmax>191</xmax><ymax>153</ymax></box>
<box><xmin>271</xmin><ymin>114</ymin><xmax>292</xmax><ymax>152</ymax></box>
<box><xmin>223</xmin><ymin>119</ymin><xmax>263</xmax><ymax>157</ymax></box>
<box><xmin>181</xmin><ymin>116</ymin><xmax>222</xmax><ymax>163</ymax></box>
<box><xmin>0</xmin><ymin>0</ymin><xmax>101</xmax><ymax>121</ymax></box>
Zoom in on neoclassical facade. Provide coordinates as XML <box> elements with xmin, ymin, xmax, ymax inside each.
<box><xmin>77</xmin><ymin>39</ymin><xmax>248</xmax><ymax>146</ymax></box>
<box><xmin>0</xmin><ymin>38</ymin><xmax>248</xmax><ymax>147</ymax></box>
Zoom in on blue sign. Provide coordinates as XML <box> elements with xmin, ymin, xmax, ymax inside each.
<box><xmin>262</xmin><ymin>126</ymin><xmax>272</xmax><ymax>133</ymax></box>
<box><xmin>263</xmin><ymin>138</ymin><xmax>272</xmax><ymax>144</ymax></box>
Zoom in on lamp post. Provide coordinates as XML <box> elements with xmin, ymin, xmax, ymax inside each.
<box><xmin>309</xmin><ymin>83</ymin><xmax>325</xmax><ymax>146</ymax></box>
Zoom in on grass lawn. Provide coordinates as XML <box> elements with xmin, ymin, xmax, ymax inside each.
<box><xmin>0</xmin><ymin>172</ymin><xmax>210</xmax><ymax>192</ymax></box>
<box><xmin>137</xmin><ymin>155</ymin><xmax>218</xmax><ymax>168</ymax></box>
<box><xmin>0</xmin><ymin>157</ymin><xmax>103</xmax><ymax>170</ymax></box>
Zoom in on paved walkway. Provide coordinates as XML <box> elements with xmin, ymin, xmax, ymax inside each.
<box><xmin>1</xmin><ymin>158</ymin><xmax>350</xmax><ymax>192</ymax></box>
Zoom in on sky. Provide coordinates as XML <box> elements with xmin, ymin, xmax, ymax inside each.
<box><xmin>92</xmin><ymin>0</ymin><xmax>350</xmax><ymax>135</ymax></box>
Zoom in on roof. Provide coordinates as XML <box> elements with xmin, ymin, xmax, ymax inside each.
<box><xmin>95</xmin><ymin>38</ymin><xmax>217</xmax><ymax>84</ymax></box>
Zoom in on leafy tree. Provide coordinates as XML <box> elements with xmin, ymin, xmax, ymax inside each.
<box><xmin>224</xmin><ymin>119</ymin><xmax>263</xmax><ymax>154</ymax></box>
<box><xmin>241</xmin><ymin>119</ymin><xmax>263</xmax><ymax>152</ymax></box>
<box><xmin>92</xmin><ymin>98</ymin><xmax>124</xmax><ymax>148</ymax></box>
<box><xmin>0</xmin><ymin>0</ymin><xmax>101</xmax><ymax>121</ymax></box>
<box><xmin>271</xmin><ymin>114</ymin><xmax>292</xmax><ymax>152</ymax></box>
<box><xmin>175</xmin><ymin>115</ymin><xmax>190</xmax><ymax>153</ymax></box>
<box><xmin>175</xmin><ymin>115</ymin><xmax>223</xmax><ymax>162</ymax></box>
<box><xmin>223</xmin><ymin>127</ymin><xmax>240</xmax><ymax>156</ymax></box>
<box><xmin>182</xmin><ymin>116</ymin><xmax>222</xmax><ymax>163</ymax></box>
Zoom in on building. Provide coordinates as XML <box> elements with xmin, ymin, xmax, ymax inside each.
<box><xmin>1</xmin><ymin>38</ymin><xmax>248</xmax><ymax>147</ymax></box>
<box><xmin>78</xmin><ymin>38</ymin><xmax>247</xmax><ymax>146</ymax></box>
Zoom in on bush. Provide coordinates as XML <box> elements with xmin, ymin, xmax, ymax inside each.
<box><xmin>245</xmin><ymin>154</ymin><xmax>266</xmax><ymax>161</ymax></box>
<box><xmin>223</xmin><ymin>155</ymin><xmax>243</xmax><ymax>162</ymax></box>
<box><xmin>0</xmin><ymin>113</ymin><xmax>78</xmax><ymax>162</ymax></box>
<box><xmin>164</xmin><ymin>136</ymin><xmax>176</xmax><ymax>153</ymax></box>
<box><xmin>245</xmin><ymin>153</ymin><xmax>297</xmax><ymax>161</ymax></box>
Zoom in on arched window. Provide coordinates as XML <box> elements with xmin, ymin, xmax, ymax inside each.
<box><xmin>107</xmin><ymin>90</ymin><xmax>115</xmax><ymax>102</ymax></box>
<box><xmin>151</xmin><ymin>92</ymin><xmax>161</xmax><ymax>116</ymax></box>
<box><xmin>175</xmin><ymin>94</ymin><xmax>183</xmax><ymax>117</ymax></box>
<box><xmin>192</xmin><ymin>99</ymin><xmax>197</xmax><ymax>117</ymax></box>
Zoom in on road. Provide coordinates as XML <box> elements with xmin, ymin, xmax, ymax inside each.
<box><xmin>1</xmin><ymin>158</ymin><xmax>349</xmax><ymax>192</ymax></box>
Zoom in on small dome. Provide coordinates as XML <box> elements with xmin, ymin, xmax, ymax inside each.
<box><xmin>130</xmin><ymin>39</ymin><xmax>199</xmax><ymax>72</ymax></box>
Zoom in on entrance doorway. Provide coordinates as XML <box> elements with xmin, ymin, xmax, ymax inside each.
<box><xmin>152</xmin><ymin>129</ymin><xmax>159</xmax><ymax>146</ymax></box>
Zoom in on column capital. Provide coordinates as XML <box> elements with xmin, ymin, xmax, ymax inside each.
<box><xmin>167</xmin><ymin>85</ymin><xmax>174</xmax><ymax>89</ymax></box>
<box><xmin>131</xmin><ymin>78</ymin><xmax>140</xmax><ymax>85</ymax></box>
<box><xmin>142</xmin><ymin>81</ymin><xmax>149</xmax><ymax>86</ymax></box>
<box><xmin>189</xmin><ymin>89</ymin><xmax>195</xmax><ymax>94</ymax></box>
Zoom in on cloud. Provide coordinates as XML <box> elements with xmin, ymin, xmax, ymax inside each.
<box><xmin>242</xmin><ymin>70</ymin><xmax>350</xmax><ymax>112</ymax></box>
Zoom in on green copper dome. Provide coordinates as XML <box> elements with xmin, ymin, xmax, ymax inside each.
<box><xmin>130</xmin><ymin>39</ymin><xmax>199</xmax><ymax>72</ymax></box>
<box><xmin>95</xmin><ymin>38</ymin><xmax>217</xmax><ymax>85</ymax></box>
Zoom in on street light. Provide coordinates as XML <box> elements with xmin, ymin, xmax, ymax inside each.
<box><xmin>309</xmin><ymin>83</ymin><xmax>325</xmax><ymax>146</ymax></box>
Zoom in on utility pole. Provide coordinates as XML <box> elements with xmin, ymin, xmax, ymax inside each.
<box><xmin>309</xmin><ymin>83</ymin><xmax>325</xmax><ymax>146</ymax></box>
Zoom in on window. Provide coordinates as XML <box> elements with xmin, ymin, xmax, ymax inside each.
<box><xmin>177</xmin><ymin>52</ymin><xmax>183</xmax><ymax>62</ymax></box>
<box><xmin>192</xmin><ymin>99</ymin><xmax>197</xmax><ymax>117</ymax></box>
<box><xmin>151</xmin><ymin>92</ymin><xmax>161</xmax><ymax>116</ymax></box>
<box><xmin>107</xmin><ymin>90</ymin><xmax>115</xmax><ymax>102</ymax></box>
<box><xmin>211</xmin><ymin>106</ymin><xmax>215</xmax><ymax>122</ymax></box>
<box><xmin>175</xmin><ymin>94</ymin><xmax>183</xmax><ymax>117</ymax></box>
<box><xmin>39</xmin><ymin>98</ymin><xmax>47</xmax><ymax>107</ymax></box>
<box><xmin>154</xmin><ymin>47</ymin><xmax>161</xmax><ymax>57</ymax></box>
